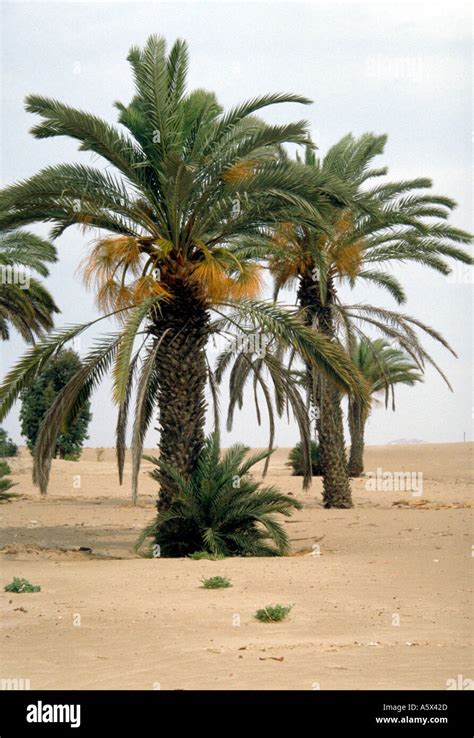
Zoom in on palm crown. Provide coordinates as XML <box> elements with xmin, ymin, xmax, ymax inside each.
<box><xmin>350</xmin><ymin>338</ymin><xmax>424</xmax><ymax>403</ymax></box>
<box><xmin>271</xmin><ymin>134</ymin><xmax>472</xmax><ymax>304</ymax></box>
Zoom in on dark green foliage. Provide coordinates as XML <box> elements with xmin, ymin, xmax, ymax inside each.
<box><xmin>137</xmin><ymin>433</ymin><xmax>302</xmax><ymax>558</ymax></box>
<box><xmin>0</xmin><ymin>461</ymin><xmax>18</xmax><ymax>503</ymax></box>
<box><xmin>287</xmin><ymin>441</ymin><xmax>322</xmax><ymax>476</ymax></box>
<box><xmin>0</xmin><ymin>427</ymin><xmax>17</xmax><ymax>457</ymax></box>
<box><xmin>201</xmin><ymin>576</ymin><xmax>232</xmax><ymax>589</ymax></box>
<box><xmin>19</xmin><ymin>349</ymin><xmax>91</xmax><ymax>459</ymax></box>
<box><xmin>255</xmin><ymin>604</ymin><xmax>292</xmax><ymax>622</ymax></box>
<box><xmin>4</xmin><ymin>577</ymin><xmax>40</xmax><ymax>593</ymax></box>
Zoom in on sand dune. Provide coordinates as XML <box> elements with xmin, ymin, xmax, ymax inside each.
<box><xmin>0</xmin><ymin>443</ymin><xmax>472</xmax><ymax>689</ymax></box>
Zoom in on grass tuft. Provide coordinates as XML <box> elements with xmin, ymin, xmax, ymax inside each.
<box><xmin>188</xmin><ymin>551</ymin><xmax>226</xmax><ymax>561</ymax></box>
<box><xmin>201</xmin><ymin>576</ymin><xmax>232</xmax><ymax>589</ymax></box>
<box><xmin>255</xmin><ymin>604</ymin><xmax>292</xmax><ymax>622</ymax></box>
<box><xmin>4</xmin><ymin>577</ymin><xmax>41</xmax><ymax>593</ymax></box>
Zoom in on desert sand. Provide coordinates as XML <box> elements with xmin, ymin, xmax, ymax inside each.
<box><xmin>0</xmin><ymin>443</ymin><xmax>472</xmax><ymax>690</ymax></box>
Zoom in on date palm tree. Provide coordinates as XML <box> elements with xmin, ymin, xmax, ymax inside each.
<box><xmin>0</xmin><ymin>35</ymin><xmax>367</xmax><ymax>509</ymax></box>
<box><xmin>347</xmin><ymin>338</ymin><xmax>423</xmax><ymax>476</ymax></box>
<box><xmin>0</xmin><ymin>230</ymin><xmax>58</xmax><ymax>342</ymax></box>
<box><xmin>268</xmin><ymin>134</ymin><xmax>472</xmax><ymax>507</ymax></box>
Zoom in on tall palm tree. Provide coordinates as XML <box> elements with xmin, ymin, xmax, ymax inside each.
<box><xmin>0</xmin><ymin>230</ymin><xmax>58</xmax><ymax>342</ymax></box>
<box><xmin>0</xmin><ymin>35</ymin><xmax>367</xmax><ymax>508</ymax></box>
<box><xmin>269</xmin><ymin>135</ymin><xmax>472</xmax><ymax>508</ymax></box>
<box><xmin>347</xmin><ymin>338</ymin><xmax>423</xmax><ymax>476</ymax></box>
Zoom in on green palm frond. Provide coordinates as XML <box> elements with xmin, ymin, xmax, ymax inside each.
<box><xmin>137</xmin><ymin>433</ymin><xmax>302</xmax><ymax>557</ymax></box>
<box><xmin>32</xmin><ymin>334</ymin><xmax>120</xmax><ymax>493</ymax></box>
<box><xmin>216</xmin><ymin>299</ymin><xmax>370</xmax><ymax>402</ymax></box>
<box><xmin>0</xmin><ymin>230</ymin><xmax>59</xmax><ymax>342</ymax></box>
<box><xmin>350</xmin><ymin>337</ymin><xmax>424</xmax><ymax>411</ymax></box>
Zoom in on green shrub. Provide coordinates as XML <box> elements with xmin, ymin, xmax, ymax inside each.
<box><xmin>137</xmin><ymin>433</ymin><xmax>302</xmax><ymax>558</ymax></box>
<box><xmin>286</xmin><ymin>441</ymin><xmax>322</xmax><ymax>476</ymax></box>
<box><xmin>188</xmin><ymin>551</ymin><xmax>226</xmax><ymax>561</ymax></box>
<box><xmin>0</xmin><ymin>461</ymin><xmax>19</xmax><ymax>503</ymax></box>
<box><xmin>4</xmin><ymin>577</ymin><xmax>41</xmax><ymax>593</ymax></box>
<box><xmin>201</xmin><ymin>576</ymin><xmax>232</xmax><ymax>589</ymax></box>
<box><xmin>0</xmin><ymin>428</ymin><xmax>18</xmax><ymax>458</ymax></box>
<box><xmin>19</xmin><ymin>349</ymin><xmax>91</xmax><ymax>459</ymax></box>
<box><xmin>255</xmin><ymin>604</ymin><xmax>292</xmax><ymax>622</ymax></box>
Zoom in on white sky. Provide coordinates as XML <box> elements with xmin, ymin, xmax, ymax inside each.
<box><xmin>1</xmin><ymin>0</ymin><xmax>472</xmax><ymax>448</ymax></box>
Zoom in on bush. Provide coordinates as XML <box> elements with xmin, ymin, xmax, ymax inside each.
<box><xmin>0</xmin><ymin>428</ymin><xmax>18</xmax><ymax>458</ymax></box>
<box><xmin>255</xmin><ymin>604</ymin><xmax>292</xmax><ymax>622</ymax></box>
<box><xmin>4</xmin><ymin>577</ymin><xmax>41</xmax><ymax>593</ymax></box>
<box><xmin>0</xmin><ymin>461</ymin><xmax>19</xmax><ymax>503</ymax></box>
<box><xmin>19</xmin><ymin>349</ymin><xmax>91</xmax><ymax>460</ymax></box>
<box><xmin>136</xmin><ymin>433</ymin><xmax>302</xmax><ymax>558</ymax></box>
<box><xmin>286</xmin><ymin>441</ymin><xmax>323</xmax><ymax>476</ymax></box>
<box><xmin>201</xmin><ymin>576</ymin><xmax>232</xmax><ymax>589</ymax></box>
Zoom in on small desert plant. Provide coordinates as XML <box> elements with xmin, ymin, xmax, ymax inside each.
<box><xmin>201</xmin><ymin>576</ymin><xmax>232</xmax><ymax>589</ymax></box>
<box><xmin>255</xmin><ymin>604</ymin><xmax>292</xmax><ymax>622</ymax></box>
<box><xmin>0</xmin><ymin>461</ymin><xmax>18</xmax><ymax>503</ymax></box>
<box><xmin>4</xmin><ymin>577</ymin><xmax>41</xmax><ymax>593</ymax></box>
<box><xmin>137</xmin><ymin>433</ymin><xmax>302</xmax><ymax>558</ymax></box>
<box><xmin>96</xmin><ymin>447</ymin><xmax>105</xmax><ymax>462</ymax></box>
<box><xmin>189</xmin><ymin>551</ymin><xmax>226</xmax><ymax>561</ymax></box>
<box><xmin>0</xmin><ymin>428</ymin><xmax>18</xmax><ymax>458</ymax></box>
<box><xmin>286</xmin><ymin>441</ymin><xmax>322</xmax><ymax>476</ymax></box>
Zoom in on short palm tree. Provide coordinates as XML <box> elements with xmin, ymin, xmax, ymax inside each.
<box><xmin>347</xmin><ymin>338</ymin><xmax>423</xmax><ymax>476</ymax></box>
<box><xmin>0</xmin><ymin>461</ymin><xmax>18</xmax><ymax>503</ymax></box>
<box><xmin>0</xmin><ymin>230</ymin><xmax>58</xmax><ymax>342</ymax></box>
<box><xmin>269</xmin><ymin>134</ymin><xmax>472</xmax><ymax>507</ymax></box>
<box><xmin>137</xmin><ymin>433</ymin><xmax>301</xmax><ymax>557</ymax></box>
<box><xmin>0</xmin><ymin>35</ymin><xmax>367</xmax><ymax>509</ymax></box>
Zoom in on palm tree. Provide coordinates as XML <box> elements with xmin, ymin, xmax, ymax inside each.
<box><xmin>137</xmin><ymin>433</ymin><xmax>301</xmax><ymax>557</ymax></box>
<box><xmin>268</xmin><ymin>134</ymin><xmax>472</xmax><ymax>508</ymax></box>
<box><xmin>0</xmin><ymin>230</ymin><xmax>58</xmax><ymax>342</ymax></box>
<box><xmin>0</xmin><ymin>35</ymin><xmax>367</xmax><ymax>509</ymax></box>
<box><xmin>347</xmin><ymin>338</ymin><xmax>423</xmax><ymax>476</ymax></box>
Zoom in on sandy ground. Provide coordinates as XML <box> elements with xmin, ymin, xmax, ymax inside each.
<box><xmin>0</xmin><ymin>443</ymin><xmax>472</xmax><ymax>690</ymax></box>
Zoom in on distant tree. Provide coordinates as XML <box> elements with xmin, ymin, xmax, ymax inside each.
<box><xmin>20</xmin><ymin>349</ymin><xmax>91</xmax><ymax>460</ymax></box>
<box><xmin>0</xmin><ymin>427</ymin><xmax>18</xmax><ymax>457</ymax></box>
<box><xmin>347</xmin><ymin>338</ymin><xmax>423</xmax><ymax>476</ymax></box>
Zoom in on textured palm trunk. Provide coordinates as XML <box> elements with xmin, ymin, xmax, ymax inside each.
<box><xmin>347</xmin><ymin>400</ymin><xmax>366</xmax><ymax>477</ymax></box>
<box><xmin>298</xmin><ymin>272</ymin><xmax>353</xmax><ymax>508</ymax></box>
<box><xmin>150</xmin><ymin>280</ymin><xmax>209</xmax><ymax>513</ymax></box>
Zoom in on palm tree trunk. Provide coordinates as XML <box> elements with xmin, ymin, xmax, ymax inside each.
<box><xmin>347</xmin><ymin>400</ymin><xmax>365</xmax><ymax>477</ymax></box>
<box><xmin>151</xmin><ymin>280</ymin><xmax>209</xmax><ymax>512</ymax></box>
<box><xmin>298</xmin><ymin>272</ymin><xmax>352</xmax><ymax>508</ymax></box>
